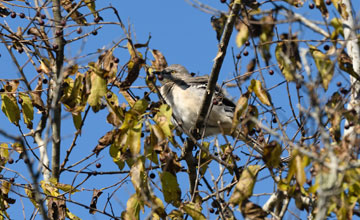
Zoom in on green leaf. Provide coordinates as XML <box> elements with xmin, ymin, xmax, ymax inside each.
<box><xmin>1</xmin><ymin>94</ymin><xmax>20</xmax><ymax>125</ymax></box>
<box><xmin>124</xmin><ymin>194</ymin><xmax>143</xmax><ymax>220</ymax></box>
<box><xmin>309</xmin><ymin>45</ymin><xmax>334</xmax><ymax>90</ymax></box>
<box><xmin>181</xmin><ymin>202</ymin><xmax>206</xmax><ymax>220</ymax></box>
<box><xmin>263</xmin><ymin>141</ymin><xmax>282</xmax><ymax>168</ymax></box>
<box><xmin>160</xmin><ymin>171</ymin><xmax>181</xmax><ymax>207</ymax></box>
<box><xmin>18</xmin><ymin>93</ymin><xmax>34</xmax><ymax>129</ymax></box>
<box><xmin>128</xmin><ymin>121</ymin><xmax>142</xmax><ymax>155</ymax></box>
<box><xmin>87</xmin><ymin>65</ymin><xmax>107</xmax><ymax>109</ymax></box>
<box><xmin>249</xmin><ymin>80</ymin><xmax>271</xmax><ymax>106</ymax></box>
<box><xmin>229</xmin><ymin>165</ymin><xmax>260</xmax><ymax>206</ymax></box>
<box><xmin>109</xmin><ymin>143</ymin><xmax>125</xmax><ymax>170</ymax></box>
<box><xmin>236</xmin><ymin>24</ymin><xmax>249</xmax><ymax>48</ymax></box>
<box><xmin>275</xmin><ymin>42</ymin><xmax>296</xmax><ymax>81</ymax></box>
<box><xmin>0</xmin><ymin>143</ymin><xmax>9</xmax><ymax>170</ymax></box>
<box><xmin>130</xmin><ymin>158</ymin><xmax>149</xmax><ymax>197</ymax></box>
<box><xmin>72</xmin><ymin>113</ymin><xmax>82</xmax><ymax>130</ymax></box>
<box><xmin>1</xmin><ymin>180</ymin><xmax>11</xmax><ymax>195</ymax></box>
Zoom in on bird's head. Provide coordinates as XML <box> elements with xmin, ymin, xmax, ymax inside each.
<box><xmin>154</xmin><ymin>64</ymin><xmax>191</xmax><ymax>84</ymax></box>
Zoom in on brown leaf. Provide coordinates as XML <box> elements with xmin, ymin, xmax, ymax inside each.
<box><xmin>30</xmin><ymin>78</ymin><xmax>45</xmax><ymax>111</ymax></box>
<box><xmin>89</xmin><ymin>189</ymin><xmax>103</xmax><ymax>214</ymax></box>
<box><xmin>151</xmin><ymin>49</ymin><xmax>168</xmax><ymax>71</ymax></box>
<box><xmin>263</xmin><ymin>140</ymin><xmax>282</xmax><ymax>168</ymax></box>
<box><xmin>240</xmin><ymin>199</ymin><xmax>268</xmax><ymax>220</ymax></box>
<box><xmin>0</xmin><ymin>2</ymin><xmax>10</xmax><ymax>17</ymax></box>
<box><xmin>211</xmin><ymin>13</ymin><xmax>227</xmax><ymax>41</ymax></box>
<box><xmin>47</xmin><ymin>196</ymin><xmax>66</xmax><ymax>220</ymax></box>
<box><xmin>61</xmin><ymin>0</ymin><xmax>87</xmax><ymax>24</ymax></box>
<box><xmin>120</xmin><ymin>57</ymin><xmax>144</xmax><ymax>90</ymax></box>
<box><xmin>93</xmin><ymin>130</ymin><xmax>115</xmax><ymax>155</ymax></box>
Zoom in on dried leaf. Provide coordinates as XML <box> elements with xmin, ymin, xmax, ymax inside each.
<box><xmin>240</xmin><ymin>199</ymin><xmax>268</xmax><ymax>220</ymax></box>
<box><xmin>89</xmin><ymin>189</ymin><xmax>103</xmax><ymax>214</ymax></box>
<box><xmin>263</xmin><ymin>141</ymin><xmax>282</xmax><ymax>168</ymax></box>
<box><xmin>231</xmin><ymin>92</ymin><xmax>249</xmax><ymax>133</ymax></box>
<box><xmin>211</xmin><ymin>13</ymin><xmax>227</xmax><ymax>41</ymax></box>
<box><xmin>121</xmin><ymin>57</ymin><xmax>144</xmax><ymax>90</ymax></box>
<box><xmin>314</xmin><ymin>0</ymin><xmax>329</xmax><ymax>18</ymax></box>
<box><xmin>61</xmin><ymin>0</ymin><xmax>87</xmax><ymax>24</ymax></box>
<box><xmin>181</xmin><ymin>202</ymin><xmax>206</xmax><ymax>220</ymax></box>
<box><xmin>235</xmin><ymin>22</ymin><xmax>249</xmax><ymax>48</ymax></box>
<box><xmin>229</xmin><ymin>165</ymin><xmax>260</xmax><ymax>206</ymax></box>
<box><xmin>30</xmin><ymin>78</ymin><xmax>45</xmax><ymax>111</ymax></box>
<box><xmin>151</xmin><ymin>49</ymin><xmax>168</xmax><ymax>71</ymax></box>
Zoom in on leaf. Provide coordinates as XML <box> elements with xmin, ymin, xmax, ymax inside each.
<box><xmin>151</xmin><ymin>49</ymin><xmax>168</xmax><ymax>71</ymax></box>
<box><xmin>130</xmin><ymin>158</ymin><xmax>149</xmax><ymax>199</ymax></box>
<box><xmin>1</xmin><ymin>94</ymin><xmax>20</xmax><ymax>125</ymax></box>
<box><xmin>19</xmin><ymin>93</ymin><xmax>34</xmax><ymax>129</ymax></box>
<box><xmin>49</xmin><ymin>178</ymin><xmax>80</xmax><ymax>194</ymax></box>
<box><xmin>235</xmin><ymin>22</ymin><xmax>249</xmax><ymax>48</ymax></box>
<box><xmin>249</xmin><ymin>79</ymin><xmax>271</xmax><ymax>106</ymax></box>
<box><xmin>121</xmin><ymin>56</ymin><xmax>144</xmax><ymax>90</ymax></box>
<box><xmin>331</xmin><ymin>0</ymin><xmax>348</xmax><ymax>20</ymax></box>
<box><xmin>124</xmin><ymin>194</ymin><xmax>143</xmax><ymax>220</ymax></box>
<box><xmin>160</xmin><ymin>171</ymin><xmax>181</xmax><ymax>207</ymax></box>
<box><xmin>24</xmin><ymin>185</ymin><xmax>38</xmax><ymax>207</ymax></box>
<box><xmin>263</xmin><ymin>141</ymin><xmax>282</xmax><ymax>168</ymax></box>
<box><xmin>211</xmin><ymin>13</ymin><xmax>227</xmax><ymax>41</ymax></box>
<box><xmin>309</xmin><ymin>45</ymin><xmax>334</xmax><ymax>90</ymax></box>
<box><xmin>229</xmin><ymin>165</ymin><xmax>261</xmax><ymax>206</ymax></box>
<box><xmin>61</xmin><ymin>0</ymin><xmax>87</xmax><ymax>24</ymax></box>
<box><xmin>1</xmin><ymin>181</ymin><xmax>11</xmax><ymax>195</ymax></box>
<box><xmin>149</xmin><ymin>196</ymin><xmax>166</xmax><ymax>219</ymax></box>
<box><xmin>84</xmin><ymin>0</ymin><xmax>99</xmax><ymax>18</ymax></box>
<box><xmin>72</xmin><ymin>113</ymin><xmax>82</xmax><ymax>130</ymax></box>
<box><xmin>287</xmin><ymin>150</ymin><xmax>310</xmax><ymax>186</ymax></box>
<box><xmin>89</xmin><ymin>189</ymin><xmax>102</xmax><ymax>214</ymax></box>
<box><xmin>87</xmin><ymin>66</ymin><xmax>107</xmax><ymax>109</ymax></box>
<box><xmin>240</xmin><ymin>200</ymin><xmax>268</xmax><ymax>220</ymax></box>
<box><xmin>231</xmin><ymin>92</ymin><xmax>250</xmax><ymax>133</ymax></box>
<box><xmin>259</xmin><ymin>15</ymin><xmax>274</xmax><ymax>65</ymax></box>
<box><xmin>154</xmin><ymin>104</ymin><xmax>173</xmax><ymax>139</ymax></box>
<box><xmin>314</xmin><ymin>0</ymin><xmax>329</xmax><ymax>18</ymax></box>
<box><xmin>128</xmin><ymin>121</ymin><xmax>142</xmax><ymax>155</ymax></box>
<box><xmin>40</xmin><ymin>180</ymin><xmax>59</xmax><ymax>197</ymax></box>
<box><xmin>181</xmin><ymin>202</ymin><xmax>206</xmax><ymax>220</ymax></box>
<box><xmin>30</xmin><ymin>78</ymin><xmax>45</xmax><ymax>111</ymax></box>
<box><xmin>66</xmin><ymin>209</ymin><xmax>81</xmax><ymax>220</ymax></box>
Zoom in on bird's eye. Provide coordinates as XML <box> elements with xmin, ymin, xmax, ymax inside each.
<box><xmin>171</xmin><ymin>70</ymin><xmax>176</xmax><ymax>74</ymax></box>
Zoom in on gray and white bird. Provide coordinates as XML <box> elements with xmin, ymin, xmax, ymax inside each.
<box><xmin>156</xmin><ymin>64</ymin><xmax>236</xmax><ymax>138</ymax></box>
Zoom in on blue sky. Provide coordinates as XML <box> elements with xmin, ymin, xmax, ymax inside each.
<box><xmin>1</xmin><ymin>0</ymin><xmax>359</xmax><ymax>219</ymax></box>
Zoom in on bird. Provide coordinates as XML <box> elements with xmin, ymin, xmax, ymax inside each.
<box><xmin>156</xmin><ymin>64</ymin><xmax>236</xmax><ymax>138</ymax></box>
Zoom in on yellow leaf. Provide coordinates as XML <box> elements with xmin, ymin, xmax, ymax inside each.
<box><xmin>49</xmin><ymin>177</ymin><xmax>80</xmax><ymax>194</ymax></box>
<box><xmin>154</xmin><ymin>104</ymin><xmax>173</xmax><ymax>139</ymax></box>
<box><xmin>229</xmin><ymin>165</ymin><xmax>260</xmax><ymax>206</ymax></box>
<box><xmin>0</xmin><ymin>143</ymin><xmax>9</xmax><ymax>169</ymax></box>
<box><xmin>87</xmin><ymin>69</ymin><xmax>107</xmax><ymax>108</ymax></box>
<box><xmin>235</xmin><ymin>25</ymin><xmax>249</xmax><ymax>48</ymax></box>
<box><xmin>309</xmin><ymin>45</ymin><xmax>334</xmax><ymax>90</ymax></box>
<box><xmin>128</xmin><ymin>122</ymin><xmax>142</xmax><ymax>155</ymax></box>
<box><xmin>1</xmin><ymin>94</ymin><xmax>20</xmax><ymax>125</ymax></box>
<box><xmin>1</xmin><ymin>180</ymin><xmax>11</xmax><ymax>195</ymax></box>
<box><xmin>231</xmin><ymin>92</ymin><xmax>249</xmax><ymax>133</ymax></box>
<box><xmin>66</xmin><ymin>209</ymin><xmax>81</xmax><ymax>220</ymax></box>
<box><xmin>125</xmin><ymin>194</ymin><xmax>143</xmax><ymax>220</ymax></box>
<box><xmin>249</xmin><ymin>79</ymin><xmax>271</xmax><ymax>106</ymax></box>
<box><xmin>19</xmin><ymin>93</ymin><xmax>33</xmax><ymax>129</ymax></box>
<box><xmin>25</xmin><ymin>185</ymin><xmax>38</xmax><ymax>207</ymax></box>
<box><xmin>181</xmin><ymin>202</ymin><xmax>206</xmax><ymax>220</ymax></box>
<box><xmin>72</xmin><ymin>113</ymin><xmax>82</xmax><ymax>130</ymax></box>
<box><xmin>263</xmin><ymin>141</ymin><xmax>282</xmax><ymax>168</ymax></box>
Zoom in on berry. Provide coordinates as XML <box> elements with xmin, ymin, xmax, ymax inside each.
<box><xmin>340</xmin><ymin>87</ymin><xmax>348</xmax><ymax>95</ymax></box>
<box><xmin>336</xmin><ymin>81</ymin><xmax>342</xmax><ymax>87</ymax></box>
<box><xmin>149</xmin><ymin>173</ymin><xmax>155</xmax><ymax>179</ymax></box>
<box><xmin>36</xmin><ymin>11</ymin><xmax>41</xmax><ymax>17</ymax></box>
<box><xmin>92</xmin><ymin>30</ymin><xmax>98</xmax><ymax>35</ymax></box>
<box><xmin>53</xmin><ymin>44</ymin><xmax>58</xmax><ymax>50</ymax></box>
<box><xmin>40</xmin><ymin>14</ymin><xmax>46</xmax><ymax>19</ymax></box>
<box><xmin>191</xmin><ymin>72</ymin><xmax>196</xmax><ymax>77</ymax></box>
<box><xmin>94</xmin><ymin>17</ymin><xmax>101</xmax><ymax>23</ymax></box>
<box><xmin>141</xmin><ymin>132</ymin><xmax>144</xmax><ymax>138</ymax></box>
<box><xmin>309</xmin><ymin>3</ymin><xmax>315</xmax><ymax>9</ymax></box>
<box><xmin>323</xmin><ymin>45</ymin><xmax>330</xmax><ymax>51</ymax></box>
<box><xmin>42</xmin><ymin>78</ymin><xmax>48</xmax><ymax>84</ymax></box>
<box><xmin>245</xmin><ymin>41</ymin><xmax>250</xmax><ymax>46</ymax></box>
<box><xmin>96</xmin><ymin>163</ymin><xmax>101</xmax><ymax>168</ymax></box>
<box><xmin>158</xmin><ymin>74</ymin><xmax>163</xmax><ymax>81</ymax></box>
<box><xmin>209</xmin><ymin>208</ymin><xmax>215</xmax><ymax>213</ymax></box>
<box><xmin>19</xmin><ymin>13</ymin><xmax>25</xmax><ymax>18</ymax></box>
<box><xmin>296</xmin><ymin>83</ymin><xmax>301</xmax><ymax>89</ymax></box>
<box><xmin>113</xmin><ymin>57</ymin><xmax>119</xmax><ymax>63</ymax></box>
<box><xmin>236</xmin><ymin>54</ymin><xmax>241</xmax><ymax>59</ymax></box>
<box><xmin>107</xmin><ymin>93</ymin><xmax>112</xmax><ymax>99</ymax></box>
<box><xmin>55</xmin><ymin>30</ymin><xmax>63</xmax><ymax>37</ymax></box>
<box><xmin>272</xmin><ymin>118</ymin><xmax>277</xmax><ymax>123</ymax></box>
<box><xmin>18</xmin><ymin>47</ymin><xmax>24</xmax><ymax>53</ymax></box>
<box><xmin>76</xmin><ymin>27</ymin><xmax>82</xmax><ymax>34</ymax></box>
<box><xmin>8</xmin><ymin>158</ymin><xmax>14</xmax><ymax>164</ymax></box>
<box><xmin>220</xmin><ymin>0</ymin><xmax>226</xmax><ymax>3</ymax></box>
<box><xmin>18</xmin><ymin>97</ymin><xmax>23</xmax><ymax>104</ymax></box>
<box><xmin>325</xmin><ymin>0</ymin><xmax>331</xmax><ymax>5</ymax></box>
<box><xmin>10</xmin><ymin>177</ymin><xmax>15</xmax><ymax>183</ymax></box>
<box><xmin>269</xmin><ymin>69</ymin><xmax>274</xmax><ymax>75</ymax></box>
<box><xmin>344</xmin><ymin>124</ymin><xmax>350</xmax><ymax>130</ymax></box>
<box><xmin>39</xmin><ymin>19</ymin><xmax>45</xmax><ymax>26</ymax></box>
<box><xmin>0</xmin><ymin>89</ymin><xmax>4</xmax><ymax>93</ymax></box>
<box><xmin>10</xmin><ymin>12</ymin><xmax>16</xmax><ymax>18</ymax></box>
<box><xmin>243</xmin><ymin>50</ymin><xmax>249</xmax><ymax>56</ymax></box>
<box><xmin>37</xmin><ymin>68</ymin><xmax>42</xmax><ymax>73</ymax></box>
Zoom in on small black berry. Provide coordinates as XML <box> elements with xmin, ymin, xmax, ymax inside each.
<box><xmin>76</xmin><ymin>27</ymin><xmax>82</xmax><ymax>34</ymax></box>
<box><xmin>243</xmin><ymin>51</ymin><xmax>249</xmax><ymax>56</ymax></box>
<box><xmin>325</xmin><ymin>0</ymin><xmax>331</xmax><ymax>5</ymax></box>
<box><xmin>336</xmin><ymin>81</ymin><xmax>342</xmax><ymax>87</ymax></box>
<box><xmin>18</xmin><ymin>98</ymin><xmax>23</xmax><ymax>104</ymax></box>
<box><xmin>10</xmin><ymin>12</ymin><xmax>16</xmax><ymax>18</ymax></box>
<box><xmin>113</xmin><ymin>57</ymin><xmax>119</xmax><ymax>63</ymax></box>
<box><xmin>323</xmin><ymin>45</ymin><xmax>330</xmax><ymax>51</ymax></box>
<box><xmin>309</xmin><ymin>3</ymin><xmax>315</xmax><ymax>9</ymax></box>
<box><xmin>149</xmin><ymin>173</ymin><xmax>156</xmax><ymax>179</ymax></box>
<box><xmin>40</xmin><ymin>14</ymin><xmax>46</xmax><ymax>19</ymax></box>
<box><xmin>39</xmin><ymin>19</ymin><xmax>44</xmax><ymax>26</ymax></box>
<box><xmin>269</xmin><ymin>69</ymin><xmax>274</xmax><ymax>75</ymax></box>
<box><xmin>42</xmin><ymin>78</ymin><xmax>48</xmax><ymax>84</ymax></box>
<box><xmin>245</xmin><ymin>41</ymin><xmax>250</xmax><ymax>46</ymax></box>
<box><xmin>236</xmin><ymin>54</ymin><xmax>241</xmax><ymax>59</ymax></box>
<box><xmin>96</xmin><ymin>163</ymin><xmax>101</xmax><ymax>168</ymax></box>
<box><xmin>92</xmin><ymin>30</ymin><xmax>98</xmax><ymax>35</ymax></box>
<box><xmin>19</xmin><ymin>13</ymin><xmax>25</xmax><ymax>19</ymax></box>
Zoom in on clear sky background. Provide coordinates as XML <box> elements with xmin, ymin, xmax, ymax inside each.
<box><xmin>1</xmin><ymin>0</ymin><xmax>359</xmax><ymax>219</ymax></box>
